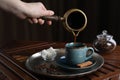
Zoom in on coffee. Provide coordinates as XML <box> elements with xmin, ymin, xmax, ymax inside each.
<box><xmin>66</xmin><ymin>42</ymin><xmax>85</xmax><ymax>48</ymax></box>
<box><xmin>73</xmin><ymin>33</ymin><xmax>77</xmax><ymax>42</ymax></box>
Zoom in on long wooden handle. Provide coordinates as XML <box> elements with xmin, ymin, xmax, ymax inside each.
<box><xmin>41</xmin><ymin>16</ymin><xmax>64</xmax><ymax>21</ymax></box>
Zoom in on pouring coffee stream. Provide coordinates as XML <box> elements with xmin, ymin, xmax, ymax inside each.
<box><xmin>41</xmin><ymin>9</ymin><xmax>87</xmax><ymax>42</ymax></box>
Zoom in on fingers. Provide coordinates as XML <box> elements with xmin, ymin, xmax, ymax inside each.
<box><xmin>24</xmin><ymin>2</ymin><xmax>54</xmax><ymax>25</ymax></box>
<box><xmin>38</xmin><ymin>19</ymin><xmax>44</xmax><ymax>25</ymax></box>
<box><xmin>28</xmin><ymin>19</ymin><xmax>33</xmax><ymax>24</ymax></box>
<box><xmin>46</xmin><ymin>21</ymin><xmax>52</xmax><ymax>25</ymax></box>
<box><xmin>28</xmin><ymin>18</ymin><xmax>52</xmax><ymax>25</ymax></box>
<box><xmin>32</xmin><ymin>18</ymin><xmax>38</xmax><ymax>23</ymax></box>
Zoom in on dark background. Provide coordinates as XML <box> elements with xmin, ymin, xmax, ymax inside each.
<box><xmin>0</xmin><ymin>0</ymin><xmax>120</xmax><ymax>47</ymax></box>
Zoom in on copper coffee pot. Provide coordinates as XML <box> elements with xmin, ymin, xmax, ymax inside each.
<box><xmin>41</xmin><ymin>9</ymin><xmax>87</xmax><ymax>41</ymax></box>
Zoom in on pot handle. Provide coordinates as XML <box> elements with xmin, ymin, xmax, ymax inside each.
<box><xmin>41</xmin><ymin>15</ymin><xmax>64</xmax><ymax>21</ymax></box>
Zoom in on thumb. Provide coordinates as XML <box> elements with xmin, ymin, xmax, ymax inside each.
<box><xmin>41</xmin><ymin>10</ymin><xmax>54</xmax><ymax>16</ymax></box>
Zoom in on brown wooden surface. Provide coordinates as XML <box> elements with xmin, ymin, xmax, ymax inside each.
<box><xmin>0</xmin><ymin>41</ymin><xmax>120</xmax><ymax>80</ymax></box>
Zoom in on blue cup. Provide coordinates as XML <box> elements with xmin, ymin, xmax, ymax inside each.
<box><xmin>65</xmin><ymin>42</ymin><xmax>94</xmax><ymax>66</ymax></box>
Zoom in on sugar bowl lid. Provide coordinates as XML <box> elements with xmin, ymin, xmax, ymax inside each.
<box><xmin>97</xmin><ymin>30</ymin><xmax>113</xmax><ymax>40</ymax></box>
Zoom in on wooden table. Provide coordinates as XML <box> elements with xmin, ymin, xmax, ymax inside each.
<box><xmin>0</xmin><ymin>41</ymin><xmax>120</xmax><ymax>80</ymax></box>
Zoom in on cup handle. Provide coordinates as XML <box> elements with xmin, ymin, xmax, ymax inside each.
<box><xmin>86</xmin><ymin>47</ymin><xmax>94</xmax><ymax>60</ymax></box>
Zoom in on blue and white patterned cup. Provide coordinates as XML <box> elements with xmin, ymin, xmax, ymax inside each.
<box><xmin>65</xmin><ymin>42</ymin><xmax>94</xmax><ymax>66</ymax></box>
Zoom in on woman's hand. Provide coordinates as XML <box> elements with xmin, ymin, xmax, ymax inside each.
<box><xmin>0</xmin><ymin>0</ymin><xmax>54</xmax><ymax>25</ymax></box>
